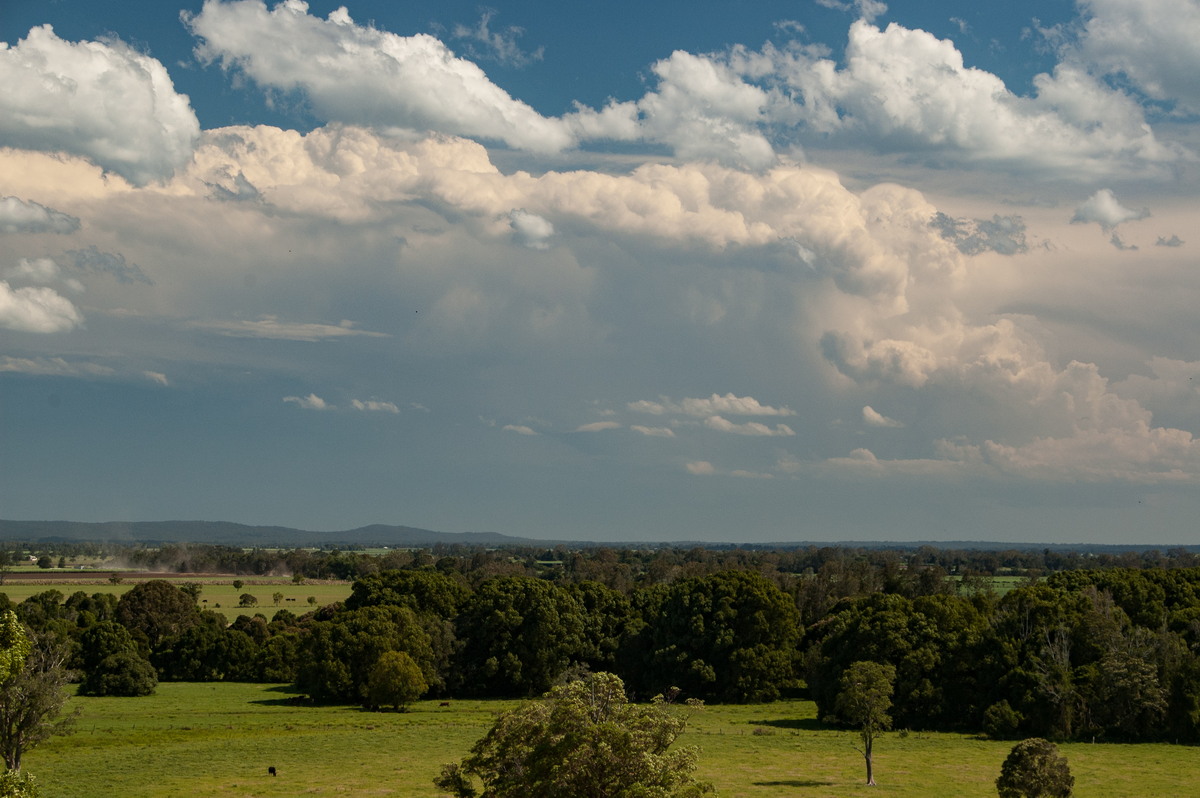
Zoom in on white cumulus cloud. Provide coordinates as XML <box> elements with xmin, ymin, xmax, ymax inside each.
<box><xmin>1077</xmin><ymin>0</ymin><xmax>1200</xmax><ymax>114</ymax></box>
<box><xmin>509</xmin><ymin>209</ymin><xmax>555</xmax><ymax>250</ymax></box>
<box><xmin>0</xmin><ymin>196</ymin><xmax>79</xmax><ymax>234</ymax></box>
<box><xmin>1071</xmin><ymin>188</ymin><xmax>1150</xmax><ymax>230</ymax></box>
<box><xmin>772</xmin><ymin>19</ymin><xmax>1183</xmax><ymax>178</ymax></box>
<box><xmin>186</xmin><ymin>0</ymin><xmax>573</xmax><ymax>154</ymax></box>
<box><xmin>863</xmin><ymin>405</ymin><xmax>904</xmax><ymax>427</ymax></box>
<box><xmin>0</xmin><ymin>281</ymin><xmax>82</xmax><ymax>333</ymax></box>
<box><xmin>0</xmin><ymin>25</ymin><xmax>199</xmax><ymax>185</ymax></box>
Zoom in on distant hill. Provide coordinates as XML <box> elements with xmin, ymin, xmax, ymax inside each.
<box><xmin>2</xmin><ymin>520</ymin><xmax>1196</xmax><ymax>553</ymax></box>
<box><xmin>0</xmin><ymin>520</ymin><xmax>539</xmax><ymax>548</ymax></box>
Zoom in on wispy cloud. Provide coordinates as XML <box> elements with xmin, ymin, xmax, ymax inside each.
<box><xmin>576</xmin><ymin>421</ymin><xmax>621</xmax><ymax>432</ymax></box>
<box><xmin>628</xmin><ymin>393</ymin><xmax>795</xmax><ymax>418</ymax></box>
<box><xmin>631</xmin><ymin>425</ymin><xmax>675</xmax><ymax>438</ymax></box>
<box><xmin>703</xmin><ymin>416</ymin><xmax>795</xmax><ymax>437</ymax></box>
<box><xmin>188</xmin><ymin>316</ymin><xmax>386</xmax><ymax>341</ymax></box>
<box><xmin>283</xmin><ymin>393</ymin><xmax>331</xmax><ymax>411</ymax></box>
<box><xmin>351</xmin><ymin>399</ymin><xmax>399</xmax><ymax>414</ymax></box>
<box><xmin>451</xmin><ymin>9</ymin><xmax>544</xmax><ymax>67</ymax></box>
<box><xmin>0</xmin><ymin>356</ymin><xmax>113</xmax><ymax>377</ymax></box>
<box><xmin>503</xmin><ymin>424</ymin><xmax>538</xmax><ymax>436</ymax></box>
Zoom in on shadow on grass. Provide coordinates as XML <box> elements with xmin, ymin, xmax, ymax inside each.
<box><xmin>747</xmin><ymin>717</ymin><xmax>827</xmax><ymax>731</ymax></box>
<box><xmin>250</xmin><ymin>685</ymin><xmax>313</xmax><ymax>707</ymax></box>
<box><xmin>753</xmin><ymin>780</ymin><xmax>835</xmax><ymax>788</ymax></box>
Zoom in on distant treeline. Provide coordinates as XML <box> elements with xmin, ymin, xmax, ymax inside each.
<box><xmin>7</xmin><ymin>544</ymin><xmax>1200</xmax><ymax>744</ymax></box>
<box><xmin>8</xmin><ymin>539</ymin><xmax>1200</xmax><ymax>583</ymax></box>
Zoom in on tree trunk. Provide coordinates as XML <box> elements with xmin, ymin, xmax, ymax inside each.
<box><xmin>864</xmin><ymin>737</ymin><xmax>875</xmax><ymax>786</ymax></box>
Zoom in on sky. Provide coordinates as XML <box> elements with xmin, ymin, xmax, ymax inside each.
<box><xmin>1</xmin><ymin>0</ymin><xmax>1199</xmax><ymax>544</ymax></box>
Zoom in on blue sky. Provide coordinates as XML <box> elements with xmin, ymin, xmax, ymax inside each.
<box><xmin>2</xmin><ymin>0</ymin><xmax>1198</xmax><ymax>543</ymax></box>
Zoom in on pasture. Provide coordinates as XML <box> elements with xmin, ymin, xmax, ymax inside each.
<box><xmin>0</xmin><ymin>576</ymin><xmax>353</xmax><ymax>621</ymax></box>
<box><xmin>23</xmin><ymin>683</ymin><xmax>1195</xmax><ymax>797</ymax></box>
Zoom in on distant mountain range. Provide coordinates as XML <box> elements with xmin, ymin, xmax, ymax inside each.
<box><xmin>4</xmin><ymin>520</ymin><xmax>1195</xmax><ymax>552</ymax></box>
<box><xmin>0</xmin><ymin>520</ymin><xmax>539</xmax><ymax>548</ymax></box>
<box><xmin>2</xmin><ymin>519</ymin><xmax>1199</xmax><ymax>553</ymax></box>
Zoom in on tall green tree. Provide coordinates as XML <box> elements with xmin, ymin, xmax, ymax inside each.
<box><xmin>833</xmin><ymin>660</ymin><xmax>895</xmax><ymax>787</ymax></box>
<box><xmin>0</xmin><ymin>632</ymin><xmax>75</xmax><ymax>771</ymax></box>
<box><xmin>115</xmin><ymin>580</ymin><xmax>200</xmax><ymax>651</ymax></box>
<box><xmin>366</xmin><ymin>651</ymin><xmax>427</xmax><ymax>711</ymax></box>
<box><xmin>435</xmin><ymin>671</ymin><xmax>713</xmax><ymax>798</ymax></box>
<box><xmin>0</xmin><ymin>615</ymin><xmax>30</xmax><ymax>686</ymax></box>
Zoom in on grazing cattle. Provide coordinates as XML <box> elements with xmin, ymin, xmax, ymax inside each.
<box><xmin>268</xmin><ymin>766</ymin><xmax>276</xmax><ymax>776</ymax></box>
<box><xmin>439</xmin><ymin>701</ymin><xmax>451</xmax><ymax>707</ymax></box>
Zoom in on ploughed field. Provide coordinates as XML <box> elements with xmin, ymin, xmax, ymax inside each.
<box><xmin>26</xmin><ymin>682</ymin><xmax>1194</xmax><ymax>797</ymax></box>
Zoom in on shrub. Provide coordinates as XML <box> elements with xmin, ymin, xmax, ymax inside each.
<box><xmin>996</xmin><ymin>738</ymin><xmax>1074</xmax><ymax>798</ymax></box>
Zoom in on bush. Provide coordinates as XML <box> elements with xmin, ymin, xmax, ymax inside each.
<box><xmin>435</xmin><ymin>671</ymin><xmax>713</xmax><ymax>797</ymax></box>
<box><xmin>996</xmin><ymin>738</ymin><xmax>1074</xmax><ymax>798</ymax></box>
<box><xmin>0</xmin><ymin>770</ymin><xmax>38</xmax><ymax>797</ymax></box>
<box><xmin>984</xmin><ymin>700</ymin><xmax>1024</xmax><ymax>739</ymax></box>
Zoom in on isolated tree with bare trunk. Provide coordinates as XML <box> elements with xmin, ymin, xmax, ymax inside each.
<box><xmin>833</xmin><ymin>660</ymin><xmax>895</xmax><ymax>787</ymax></box>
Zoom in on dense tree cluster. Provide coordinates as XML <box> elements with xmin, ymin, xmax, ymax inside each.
<box><xmin>7</xmin><ymin>539</ymin><xmax>1200</xmax><ymax>583</ymax></box>
<box><xmin>6</xmin><ymin>548</ymin><xmax>1200</xmax><ymax>745</ymax></box>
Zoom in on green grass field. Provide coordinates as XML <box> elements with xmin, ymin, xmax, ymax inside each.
<box><xmin>21</xmin><ymin>683</ymin><xmax>1196</xmax><ymax>797</ymax></box>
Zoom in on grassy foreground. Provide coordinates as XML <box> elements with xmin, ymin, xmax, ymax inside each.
<box><xmin>22</xmin><ymin>683</ymin><xmax>1195</xmax><ymax>797</ymax></box>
